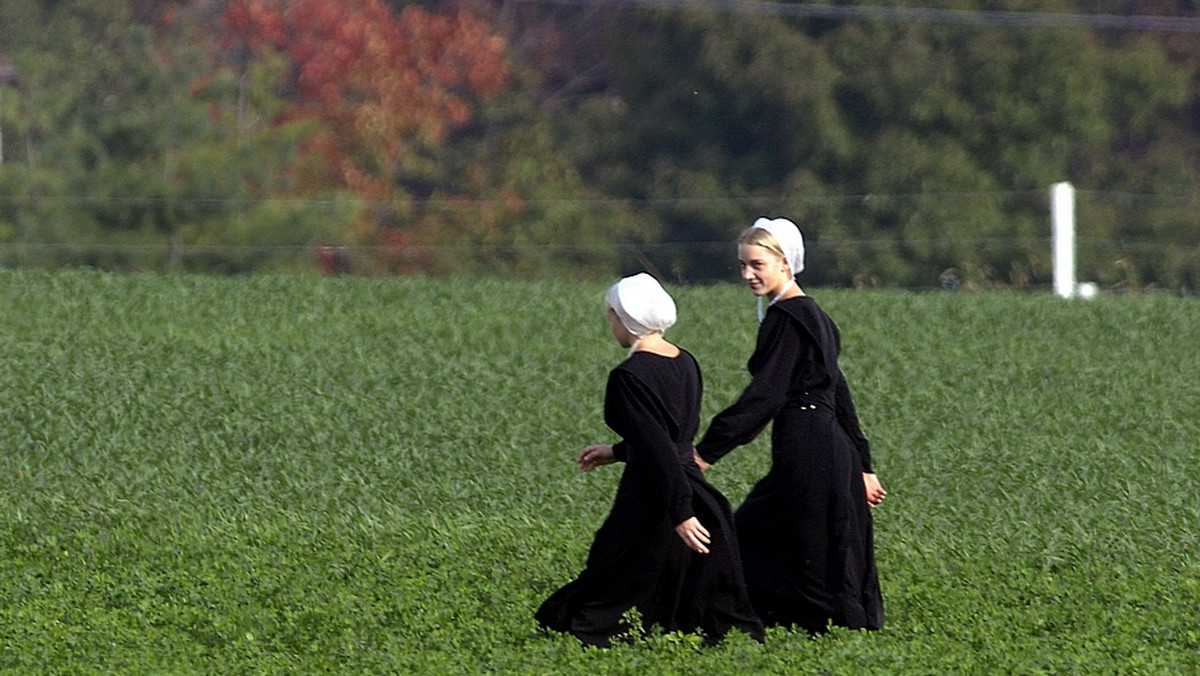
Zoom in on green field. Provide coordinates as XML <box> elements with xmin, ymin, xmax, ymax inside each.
<box><xmin>2</xmin><ymin>270</ymin><xmax>1198</xmax><ymax>673</ymax></box>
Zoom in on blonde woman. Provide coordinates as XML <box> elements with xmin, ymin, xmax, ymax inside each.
<box><xmin>695</xmin><ymin>219</ymin><xmax>885</xmax><ymax>634</ymax></box>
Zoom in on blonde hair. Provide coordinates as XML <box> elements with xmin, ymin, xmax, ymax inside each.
<box><xmin>738</xmin><ymin>226</ymin><xmax>786</xmax><ymax>263</ymax></box>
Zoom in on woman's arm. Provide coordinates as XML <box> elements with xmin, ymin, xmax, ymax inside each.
<box><xmin>834</xmin><ymin>370</ymin><xmax>873</xmax><ymax>472</ymax></box>
<box><xmin>834</xmin><ymin>370</ymin><xmax>886</xmax><ymax>507</ymax></box>
<box><xmin>695</xmin><ymin>313</ymin><xmax>799</xmax><ymax>464</ymax></box>
<box><xmin>605</xmin><ymin>369</ymin><xmax>696</xmax><ymax>527</ymax></box>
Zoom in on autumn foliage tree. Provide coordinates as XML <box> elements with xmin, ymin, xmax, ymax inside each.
<box><xmin>219</xmin><ymin>0</ymin><xmax>510</xmax><ymax>259</ymax></box>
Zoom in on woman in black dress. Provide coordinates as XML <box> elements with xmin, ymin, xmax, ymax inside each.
<box><xmin>536</xmin><ymin>273</ymin><xmax>764</xmax><ymax>648</ymax></box>
<box><xmin>695</xmin><ymin>218</ymin><xmax>886</xmax><ymax>634</ymax></box>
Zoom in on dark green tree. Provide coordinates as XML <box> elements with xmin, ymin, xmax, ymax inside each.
<box><xmin>508</xmin><ymin>0</ymin><xmax>1197</xmax><ymax>288</ymax></box>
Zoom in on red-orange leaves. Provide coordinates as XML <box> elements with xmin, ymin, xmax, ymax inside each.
<box><xmin>220</xmin><ymin>0</ymin><xmax>511</xmax><ymax>191</ymax></box>
<box><xmin>220</xmin><ymin>0</ymin><xmax>286</xmax><ymax>50</ymax></box>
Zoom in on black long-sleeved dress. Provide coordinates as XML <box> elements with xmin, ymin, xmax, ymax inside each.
<box><xmin>696</xmin><ymin>296</ymin><xmax>884</xmax><ymax>633</ymax></box>
<box><xmin>536</xmin><ymin>349</ymin><xmax>765</xmax><ymax>647</ymax></box>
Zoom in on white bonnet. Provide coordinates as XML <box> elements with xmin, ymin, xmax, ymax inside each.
<box><xmin>752</xmin><ymin>217</ymin><xmax>805</xmax><ymax>275</ymax></box>
<box><xmin>605</xmin><ymin>273</ymin><xmax>677</xmax><ymax>337</ymax></box>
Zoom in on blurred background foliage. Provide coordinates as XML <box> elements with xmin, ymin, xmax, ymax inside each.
<box><xmin>0</xmin><ymin>0</ymin><xmax>1198</xmax><ymax>289</ymax></box>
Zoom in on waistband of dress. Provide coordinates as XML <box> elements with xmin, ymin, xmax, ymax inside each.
<box><xmin>787</xmin><ymin>391</ymin><xmax>835</xmax><ymax>412</ymax></box>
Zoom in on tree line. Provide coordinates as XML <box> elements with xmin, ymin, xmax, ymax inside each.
<box><xmin>0</xmin><ymin>0</ymin><xmax>1197</xmax><ymax>290</ymax></box>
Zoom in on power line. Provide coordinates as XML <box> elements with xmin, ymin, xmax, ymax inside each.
<box><xmin>3</xmin><ymin>237</ymin><xmax>1193</xmax><ymax>252</ymax></box>
<box><xmin>4</xmin><ymin>189</ymin><xmax>1200</xmax><ymax>209</ymax></box>
<box><xmin>516</xmin><ymin>0</ymin><xmax>1200</xmax><ymax>33</ymax></box>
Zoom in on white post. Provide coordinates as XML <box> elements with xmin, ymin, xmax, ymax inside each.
<box><xmin>1051</xmin><ymin>182</ymin><xmax>1076</xmax><ymax>298</ymax></box>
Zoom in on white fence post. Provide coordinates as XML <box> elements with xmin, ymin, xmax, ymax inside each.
<box><xmin>1051</xmin><ymin>182</ymin><xmax>1076</xmax><ymax>298</ymax></box>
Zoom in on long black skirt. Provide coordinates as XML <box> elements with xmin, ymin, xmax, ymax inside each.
<box><xmin>735</xmin><ymin>407</ymin><xmax>884</xmax><ymax>633</ymax></box>
<box><xmin>536</xmin><ymin>470</ymin><xmax>765</xmax><ymax>647</ymax></box>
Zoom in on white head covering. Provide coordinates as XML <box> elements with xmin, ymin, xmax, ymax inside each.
<box><xmin>605</xmin><ymin>273</ymin><xmax>677</xmax><ymax>337</ymax></box>
<box><xmin>752</xmin><ymin>217</ymin><xmax>805</xmax><ymax>275</ymax></box>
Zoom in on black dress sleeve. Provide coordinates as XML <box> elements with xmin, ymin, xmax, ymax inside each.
<box><xmin>605</xmin><ymin>369</ymin><xmax>695</xmax><ymax>525</ymax></box>
<box><xmin>695</xmin><ymin>312</ymin><xmax>800</xmax><ymax>465</ymax></box>
<box><xmin>611</xmin><ymin>440</ymin><xmax>629</xmax><ymax>462</ymax></box>
<box><xmin>834</xmin><ymin>370</ymin><xmax>874</xmax><ymax>473</ymax></box>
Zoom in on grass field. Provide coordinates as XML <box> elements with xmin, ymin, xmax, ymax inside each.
<box><xmin>2</xmin><ymin>269</ymin><xmax>1198</xmax><ymax>673</ymax></box>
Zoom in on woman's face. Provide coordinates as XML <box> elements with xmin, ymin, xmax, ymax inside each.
<box><xmin>738</xmin><ymin>243</ymin><xmax>791</xmax><ymax>297</ymax></box>
<box><xmin>607</xmin><ymin>307</ymin><xmax>636</xmax><ymax>348</ymax></box>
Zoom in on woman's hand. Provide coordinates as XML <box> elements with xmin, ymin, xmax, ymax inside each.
<box><xmin>863</xmin><ymin>472</ymin><xmax>887</xmax><ymax>508</ymax></box>
<box><xmin>693</xmin><ymin>451</ymin><xmax>711</xmax><ymax>473</ymax></box>
<box><xmin>577</xmin><ymin>444</ymin><xmax>616</xmax><ymax>471</ymax></box>
<box><xmin>675</xmin><ymin>517</ymin><xmax>711</xmax><ymax>554</ymax></box>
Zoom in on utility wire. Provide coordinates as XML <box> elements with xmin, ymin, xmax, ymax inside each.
<box><xmin>515</xmin><ymin>0</ymin><xmax>1200</xmax><ymax>33</ymax></box>
<box><xmin>3</xmin><ymin>190</ymin><xmax>1199</xmax><ymax>209</ymax></box>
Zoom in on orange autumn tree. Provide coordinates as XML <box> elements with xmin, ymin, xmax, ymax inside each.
<box><xmin>220</xmin><ymin>0</ymin><xmax>510</xmax><ymax>261</ymax></box>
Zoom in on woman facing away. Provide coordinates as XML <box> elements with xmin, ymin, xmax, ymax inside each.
<box><xmin>694</xmin><ymin>218</ymin><xmax>886</xmax><ymax>634</ymax></box>
<box><xmin>536</xmin><ymin>273</ymin><xmax>764</xmax><ymax>648</ymax></box>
